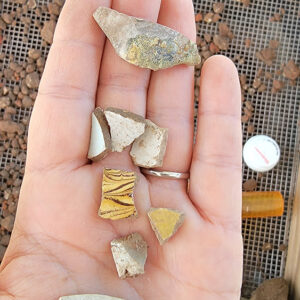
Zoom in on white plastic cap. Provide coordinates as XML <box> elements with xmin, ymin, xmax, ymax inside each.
<box><xmin>243</xmin><ymin>135</ymin><xmax>280</xmax><ymax>172</ymax></box>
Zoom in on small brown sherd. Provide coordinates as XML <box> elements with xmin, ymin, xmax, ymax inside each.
<box><xmin>99</xmin><ymin>169</ymin><xmax>137</xmax><ymax>220</ymax></box>
<box><xmin>93</xmin><ymin>7</ymin><xmax>201</xmax><ymax>71</ymax></box>
<box><xmin>88</xmin><ymin>108</ymin><xmax>111</xmax><ymax>161</ymax></box>
<box><xmin>104</xmin><ymin>108</ymin><xmax>146</xmax><ymax>152</ymax></box>
<box><xmin>130</xmin><ymin>119</ymin><xmax>168</xmax><ymax>168</ymax></box>
<box><xmin>59</xmin><ymin>295</ymin><xmax>125</xmax><ymax>300</ymax></box>
<box><xmin>111</xmin><ymin>233</ymin><xmax>148</xmax><ymax>279</ymax></box>
<box><xmin>148</xmin><ymin>208</ymin><xmax>185</xmax><ymax>245</ymax></box>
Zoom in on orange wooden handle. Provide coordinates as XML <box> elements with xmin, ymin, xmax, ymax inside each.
<box><xmin>242</xmin><ymin>191</ymin><xmax>284</xmax><ymax>218</ymax></box>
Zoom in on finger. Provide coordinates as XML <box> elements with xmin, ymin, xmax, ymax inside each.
<box><xmin>27</xmin><ymin>0</ymin><xmax>111</xmax><ymax>172</ymax></box>
<box><xmin>96</xmin><ymin>0</ymin><xmax>162</xmax><ymax>115</ymax></box>
<box><xmin>141</xmin><ymin>0</ymin><xmax>196</xmax><ymax>215</ymax></box>
<box><xmin>146</xmin><ymin>0</ymin><xmax>196</xmax><ymax>174</ymax></box>
<box><xmin>189</xmin><ymin>55</ymin><xmax>242</xmax><ymax>228</ymax></box>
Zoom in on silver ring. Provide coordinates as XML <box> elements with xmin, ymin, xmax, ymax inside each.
<box><xmin>141</xmin><ymin>169</ymin><xmax>189</xmax><ymax>179</ymax></box>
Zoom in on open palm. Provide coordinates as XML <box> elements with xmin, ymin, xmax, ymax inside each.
<box><xmin>0</xmin><ymin>0</ymin><xmax>243</xmax><ymax>299</ymax></box>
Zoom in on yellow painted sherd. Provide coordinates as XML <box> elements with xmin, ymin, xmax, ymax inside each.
<box><xmin>99</xmin><ymin>168</ymin><xmax>137</xmax><ymax>220</ymax></box>
<box><xmin>148</xmin><ymin>208</ymin><xmax>185</xmax><ymax>245</ymax></box>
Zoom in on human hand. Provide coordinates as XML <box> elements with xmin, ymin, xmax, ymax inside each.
<box><xmin>0</xmin><ymin>0</ymin><xmax>243</xmax><ymax>299</ymax></box>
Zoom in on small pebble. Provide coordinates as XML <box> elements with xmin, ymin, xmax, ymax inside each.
<box><xmin>0</xmin><ymin>245</ymin><xmax>6</xmax><ymax>261</ymax></box>
<box><xmin>269</xmin><ymin>40</ymin><xmax>280</xmax><ymax>49</ymax></box>
<box><xmin>26</xmin><ymin>64</ymin><xmax>35</xmax><ymax>73</ymax></box>
<box><xmin>213</xmin><ymin>2</ymin><xmax>225</xmax><ymax>14</ymax></box>
<box><xmin>245</xmin><ymin>38</ymin><xmax>251</xmax><ymax>48</ymax></box>
<box><xmin>209</xmin><ymin>42</ymin><xmax>219</xmax><ymax>53</ymax></box>
<box><xmin>256</xmin><ymin>68</ymin><xmax>264</xmax><ymax>77</ymax></box>
<box><xmin>28</xmin><ymin>49</ymin><xmax>42</xmax><ymax>60</ymax></box>
<box><xmin>279</xmin><ymin>244</ymin><xmax>287</xmax><ymax>251</ymax></box>
<box><xmin>283</xmin><ymin>60</ymin><xmax>299</xmax><ymax>80</ymax></box>
<box><xmin>0</xmin><ymin>235</ymin><xmax>10</xmax><ymax>247</ymax></box>
<box><xmin>204</xmin><ymin>12</ymin><xmax>214</xmax><ymax>23</ymax></box>
<box><xmin>239</xmin><ymin>74</ymin><xmax>247</xmax><ymax>86</ymax></box>
<box><xmin>48</xmin><ymin>2</ymin><xmax>61</xmax><ymax>16</ymax></box>
<box><xmin>258</xmin><ymin>84</ymin><xmax>267</xmax><ymax>93</ymax></box>
<box><xmin>1</xmin><ymin>215</ymin><xmax>15</xmax><ymax>232</ymax></box>
<box><xmin>253</xmin><ymin>78</ymin><xmax>262</xmax><ymax>89</ymax></box>
<box><xmin>55</xmin><ymin>0</ymin><xmax>65</xmax><ymax>6</ymax></box>
<box><xmin>272</xmin><ymin>79</ymin><xmax>285</xmax><ymax>93</ymax></box>
<box><xmin>218</xmin><ymin>23</ymin><xmax>234</xmax><ymax>39</ymax></box>
<box><xmin>256</xmin><ymin>47</ymin><xmax>276</xmax><ymax>66</ymax></box>
<box><xmin>0</xmin><ymin>18</ymin><xmax>7</xmax><ymax>30</ymax></box>
<box><xmin>0</xmin><ymin>120</ymin><xmax>25</xmax><ymax>134</ymax></box>
<box><xmin>25</xmin><ymin>72</ymin><xmax>40</xmax><ymax>89</ymax></box>
<box><xmin>213</xmin><ymin>34</ymin><xmax>229</xmax><ymax>50</ymax></box>
<box><xmin>1</xmin><ymin>13</ymin><xmax>13</xmax><ymax>24</ymax></box>
<box><xmin>203</xmin><ymin>33</ymin><xmax>211</xmax><ymax>43</ymax></box>
<box><xmin>243</xmin><ymin>179</ymin><xmax>257</xmax><ymax>191</ymax></box>
<box><xmin>247</xmin><ymin>123</ymin><xmax>255</xmax><ymax>134</ymax></box>
<box><xmin>27</xmin><ymin>0</ymin><xmax>37</xmax><ymax>9</ymax></box>
<box><xmin>0</xmin><ymin>96</ymin><xmax>10</xmax><ymax>109</ymax></box>
<box><xmin>250</xmin><ymin>278</ymin><xmax>288</xmax><ymax>300</ymax></box>
<box><xmin>262</xmin><ymin>242</ymin><xmax>273</xmax><ymax>251</ymax></box>
<box><xmin>41</xmin><ymin>20</ymin><xmax>57</xmax><ymax>44</ymax></box>
<box><xmin>22</xmin><ymin>96</ymin><xmax>34</xmax><ymax>108</ymax></box>
<box><xmin>265</xmin><ymin>71</ymin><xmax>273</xmax><ymax>80</ymax></box>
<box><xmin>212</xmin><ymin>14</ymin><xmax>221</xmax><ymax>23</ymax></box>
<box><xmin>195</xmin><ymin>13</ymin><xmax>202</xmax><ymax>22</ymax></box>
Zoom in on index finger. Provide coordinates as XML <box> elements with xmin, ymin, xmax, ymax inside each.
<box><xmin>27</xmin><ymin>0</ymin><xmax>111</xmax><ymax>172</ymax></box>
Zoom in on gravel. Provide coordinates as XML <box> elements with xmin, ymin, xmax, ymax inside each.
<box><xmin>283</xmin><ymin>60</ymin><xmax>300</xmax><ymax>81</ymax></box>
<box><xmin>213</xmin><ymin>2</ymin><xmax>225</xmax><ymax>14</ymax></box>
<box><xmin>0</xmin><ymin>120</ymin><xmax>25</xmax><ymax>134</ymax></box>
<box><xmin>0</xmin><ymin>0</ymin><xmax>59</xmax><ymax>263</ymax></box>
<box><xmin>0</xmin><ymin>96</ymin><xmax>10</xmax><ymax>108</ymax></box>
<box><xmin>28</xmin><ymin>49</ymin><xmax>42</xmax><ymax>60</ymax></box>
<box><xmin>25</xmin><ymin>72</ymin><xmax>40</xmax><ymax>89</ymax></box>
<box><xmin>22</xmin><ymin>96</ymin><xmax>34</xmax><ymax>108</ymax></box>
<box><xmin>41</xmin><ymin>20</ymin><xmax>57</xmax><ymax>44</ymax></box>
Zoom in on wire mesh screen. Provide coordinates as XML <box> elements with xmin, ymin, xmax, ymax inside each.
<box><xmin>0</xmin><ymin>2</ymin><xmax>50</xmax><ymax>207</ymax></box>
<box><xmin>0</xmin><ymin>0</ymin><xmax>299</xmax><ymax>298</ymax></box>
<box><xmin>0</xmin><ymin>0</ymin><xmax>51</xmax><ymax>260</ymax></box>
<box><xmin>193</xmin><ymin>0</ymin><xmax>300</xmax><ymax>297</ymax></box>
